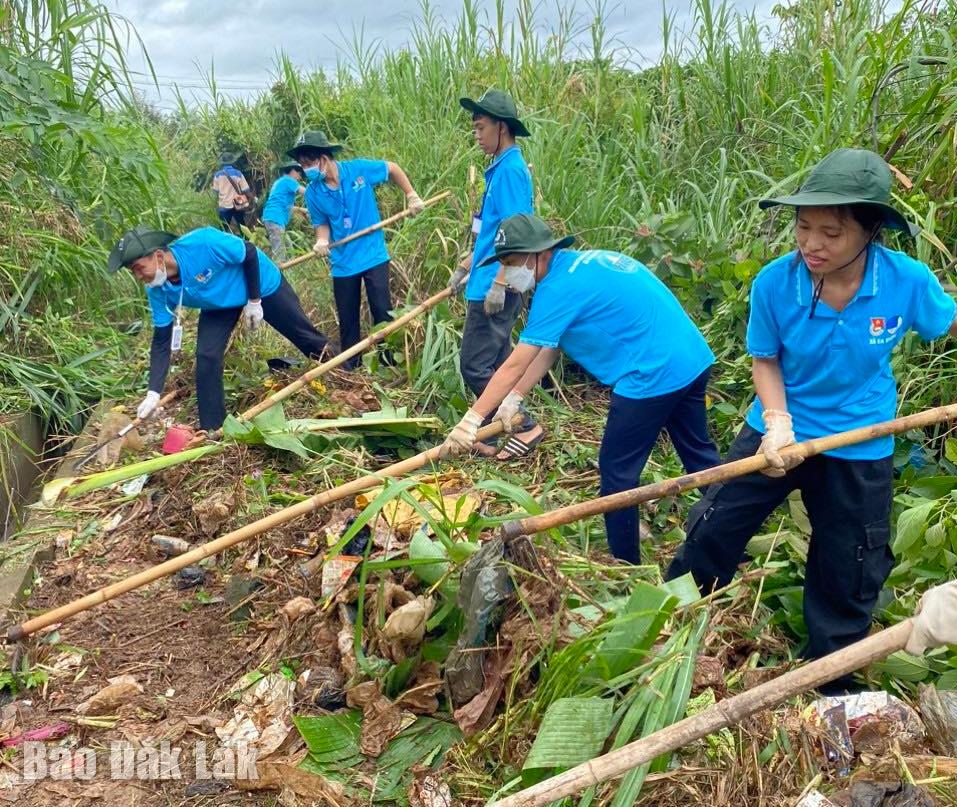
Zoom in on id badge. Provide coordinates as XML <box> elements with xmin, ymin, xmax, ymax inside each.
<box><xmin>171</xmin><ymin>324</ymin><xmax>183</xmax><ymax>352</ymax></box>
<box><xmin>471</xmin><ymin>215</ymin><xmax>482</xmax><ymax>234</ymax></box>
<box><xmin>343</xmin><ymin>216</ymin><xmax>353</xmax><ymax>230</ymax></box>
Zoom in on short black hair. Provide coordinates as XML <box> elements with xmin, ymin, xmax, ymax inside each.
<box><xmin>293</xmin><ymin>146</ymin><xmax>334</xmax><ymax>162</ymax></box>
<box><xmin>471</xmin><ymin>111</ymin><xmax>517</xmax><ymax>137</ymax></box>
<box><xmin>282</xmin><ymin>165</ymin><xmax>301</xmax><ymax>176</ymax></box>
<box><xmin>795</xmin><ymin>204</ymin><xmax>885</xmax><ymax>240</ymax></box>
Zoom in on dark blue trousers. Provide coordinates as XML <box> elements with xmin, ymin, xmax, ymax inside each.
<box><xmin>599</xmin><ymin>369</ymin><xmax>720</xmax><ymax>563</ymax></box>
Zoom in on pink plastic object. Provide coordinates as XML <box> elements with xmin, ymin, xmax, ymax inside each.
<box><xmin>161</xmin><ymin>425</ymin><xmax>194</xmax><ymax>455</ymax></box>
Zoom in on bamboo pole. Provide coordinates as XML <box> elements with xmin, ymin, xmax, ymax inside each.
<box><xmin>277</xmin><ymin>190</ymin><xmax>451</xmax><ymax>271</ymax></box>
<box><xmin>73</xmin><ymin>388</ymin><xmax>184</xmax><ymax>471</ymax></box>
<box><xmin>226</xmin><ymin>282</ymin><xmax>460</xmax><ymax>430</ymax></box>
<box><xmin>490</xmin><ymin>619</ymin><xmax>917</xmax><ymax>807</ymax></box>
<box><xmin>7</xmin><ymin>417</ymin><xmax>512</xmax><ymax>642</ymax></box>
<box><xmin>501</xmin><ymin>402</ymin><xmax>957</xmax><ymax>541</ymax></box>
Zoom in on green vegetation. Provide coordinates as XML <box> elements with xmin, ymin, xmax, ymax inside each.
<box><xmin>4</xmin><ymin>0</ymin><xmax>957</xmax><ymax>802</ymax></box>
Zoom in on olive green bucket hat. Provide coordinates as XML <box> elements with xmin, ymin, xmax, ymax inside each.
<box><xmin>477</xmin><ymin>214</ymin><xmax>574</xmax><ymax>267</ymax></box>
<box><xmin>287</xmin><ymin>130</ymin><xmax>344</xmax><ymax>160</ymax></box>
<box><xmin>760</xmin><ymin>148</ymin><xmax>918</xmax><ymax>237</ymax></box>
<box><xmin>219</xmin><ymin>150</ymin><xmax>242</xmax><ymax>165</ymax></box>
<box><xmin>108</xmin><ymin>225</ymin><xmax>177</xmax><ymax>274</ymax></box>
<box><xmin>275</xmin><ymin>159</ymin><xmax>302</xmax><ymax>174</ymax></box>
<box><xmin>459</xmin><ymin>89</ymin><xmax>530</xmax><ymax>137</ymax></box>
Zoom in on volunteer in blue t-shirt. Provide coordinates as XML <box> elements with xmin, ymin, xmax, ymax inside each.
<box><xmin>669</xmin><ymin>149</ymin><xmax>957</xmax><ymax>692</ymax></box>
<box><xmin>442</xmin><ymin>214</ymin><xmax>720</xmax><ymax>563</ymax></box>
<box><xmin>288</xmin><ymin>131</ymin><xmax>425</xmax><ymax>370</ymax></box>
<box><xmin>448</xmin><ymin>90</ymin><xmax>539</xmax><ymax>459</ymax></box>
<box><xmin>261</xmin><ymin>161</ymin><xmax>305</xmax><ymax>263</ymax></box>
<box><xmin>108</xmin><ymin>226</ymin><xmax>329</xmax><ymax>431</ymax></box>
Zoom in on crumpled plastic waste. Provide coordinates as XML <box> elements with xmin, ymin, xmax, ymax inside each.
<box><xmin>445</xmin><ymin>536</ymin><xmax>513</xmax><ymax>706</ymax></box>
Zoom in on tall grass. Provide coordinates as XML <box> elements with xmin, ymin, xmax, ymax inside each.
<box><xmin>166</xmin><ymin>0</ymin><xmax>957</xmax><ymax>439</ymax></box>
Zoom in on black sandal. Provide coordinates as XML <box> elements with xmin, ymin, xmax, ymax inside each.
<box><xmin>495</xmin><ymin>431</ymin><xmax>544</xmax><ymax>461</ymax></box>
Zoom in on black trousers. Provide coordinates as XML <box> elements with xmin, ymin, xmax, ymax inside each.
<box><xmin>332</xmin><ymin>261</ymin><xmax>393</xmax><ymax>369</ymax></box>
<box><xmin>195</xmin><ymin>277</ymin><xmax>329</xmax><ymax>430</ymax></box>
<box><xmin>668</xmin><ymin>424</ymin><xmax>895</xmax><ymax>666</ymax></box>
<box><xmin>459</xmin><ymin>296</ymin><xmax>536</xmax><ymax>433</ymax></box>
<box><xmin>218</xmin><ymin>207</ymin><xmax>246</xmax><ymax>233</ymax></box>
<box><xmin>599</xmin><ymin>369</ymin><xmax>720</xmax><ymax>563</ymax></box>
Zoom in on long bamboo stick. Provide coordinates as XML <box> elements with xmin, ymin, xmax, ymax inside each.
<box><xmin>227</xmin><ymin>283</ymin><xmax>459</xmax><ymax>429</ymax></box>
<box><xmin>490</xmin><ymin>619</ymin><xmax>917</xmax><ymax>807</ymax></box>
<box><xmin>73</xmin><ymin>388</ymin><xmax>184</xmax><ymax>471</ymax></box>
<box><xmin>277</xmin><ymin>190</ymin><xmax>451</xmax><ymax>271</ymax></box>
<box><xmin>501</xmin><ymin>402</ymin><xmax>957</xmax><ymax>540</ymax></box>
<box><xmin>7</xmin><ymin>417</ymin><xmax>512</xmax><ymax>642</ymax></box>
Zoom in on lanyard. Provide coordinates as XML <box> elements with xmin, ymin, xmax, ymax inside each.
<box><xmin>169</xmin><ymin>286</ymin><xmax>184</xmax><ymax>351</ymax></box>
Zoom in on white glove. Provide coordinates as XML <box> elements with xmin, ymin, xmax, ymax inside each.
<box><xmin>313</xmin><ymin>239</ymin><xmax>330</xmax><ymax>257</ymax></box>
<box><xmin>440</xmin><ymin>409</ymin><xmax>484</xmax><ymax>456</ymax></box>
<box><xmin>243</xmin><ymin>299</ymin><xmax>264</xmax><ymax>331</ymax></box>
<box><xmin>757</xmin><ymin>409</ymin><xmax>802</xmax><ymax>478</ymax></box>
<box><xmin>136</xmin><ymin>391</ymin><xmax>161</xmax><ymax>420</ymax></box>
<box><xmin>448</xmin><ymin>266</ymin><xmax>469</xmax><ymax>295</ymax></box>
<box><xmin>494</xmin><ymin>391</ymin><xmax>524</xmax><ymax>433</ymax></box>
<box><xmin>906</xmin><ymin>581</ymin><xmax>957</xmax><ymax>655</ymax></box>
<box><xmin>406</xmin><ymin>191</ymin><xmax>425</xmax><ymax>216</ymax></box>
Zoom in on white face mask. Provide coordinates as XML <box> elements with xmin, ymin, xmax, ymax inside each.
<box><xmin>146</xmin><ymin>256</ymin><xmax>167</xmax><ymax>288</ymax></box>
<box><xmin>504</xmin><ymin>261</ymin><xmax>536</xmax><ymax>293</ymax></box>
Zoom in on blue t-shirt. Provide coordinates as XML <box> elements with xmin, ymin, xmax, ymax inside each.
<box><xmin>467</xmin><ymin>146</ymin><xmax>534</xmax><ymax>301</ymax></box>
<box><xmin>262</xmin><ymin>175</ymin><xmax>302</xmax><ymax>227</ymax></box>
<box><xmin>146</xmin><ymin>228</ymin><xmax>282</xmax><ymax>327</ymax></box>
<box><xmin>519</xmin><ymin>249</ymin><xmax>714</xmax><ymax>399</ymax></box>
<box><xmin>304</xmin><ymin>158</ymin><xmax>390</xmax><ymax>278</ymax></box>
<box><xmin>746</xmin><ymin>245</ymin><xmax>956</xmax><ymax>459</ymax></box>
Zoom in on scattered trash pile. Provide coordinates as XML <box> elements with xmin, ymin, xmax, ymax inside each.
<box><xmin>2</xmin><ymin>388</ymin><xmax>957</xmax><ymax>806</ymax></box>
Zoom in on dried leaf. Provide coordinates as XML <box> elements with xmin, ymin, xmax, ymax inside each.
<box><xmin>75</xmin><ymin>675</ymin><xmax>143</xmax><ymax>716</ymax></box>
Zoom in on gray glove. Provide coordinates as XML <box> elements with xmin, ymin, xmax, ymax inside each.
<box><xmin>484</xmin><ymin>282</ymin><xmax>506</xmax><ymax>315</ymax></box>
<box><xmin>449</xmin><ymin>266</ymin><xmax>468</xmax><ymax>295</ymax></box>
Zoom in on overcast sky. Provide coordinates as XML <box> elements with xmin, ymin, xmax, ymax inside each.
<box><xmin>110</xmin><ymin>0</ymin><xmax>781</xmax><ymax>111</ymax></box>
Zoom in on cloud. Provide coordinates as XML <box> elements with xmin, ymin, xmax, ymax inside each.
<box><xmin>110</xmin><ymin>0</ymin><xmax>779</xmax><ymax>108</ymax></box>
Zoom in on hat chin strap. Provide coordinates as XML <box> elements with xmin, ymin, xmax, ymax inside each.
<box><xmin>808</xmin><ymin>226</ymin><xmax>880</xmax><ymax>319</ymax></box>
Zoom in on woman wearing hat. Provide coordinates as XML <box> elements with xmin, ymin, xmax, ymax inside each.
<box><xmin>262</xmin><ymin>160</ymin><xmax>305</xmax><ymax>262</ymax></box>
<box><xmin>212</xmin><ymin>152</ymin><xmax>254</xmax><ymax>233</ymax></box>
<box><xmin>668</xmin><ymin>148</ymin><xmax>957</xmax><ymax>690</ymax></box>
<box><xmin>288</xmin><ymin>131</ymin><xmax>425</xmax><ymax>369</ymax></box>
<box><xmin>449</xmin><ymin>89</ymin><xmax>540</xmax><ymax>459</ymax></box>
<box><xmin>109</xmin><ymin>225</ymin><xmax>330</xmax><ymax>431</ymax></box>
<box><xmin>442</xmin><ymin>214</ymin><xmax>719</xmax><ymax>564</ymax></box>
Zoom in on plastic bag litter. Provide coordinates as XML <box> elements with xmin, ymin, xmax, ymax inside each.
<box><xmin>217</xmin><ymin>673</ymin><xmax>296</xmax><ymax>757</ymax></box>
<box><xmin>918</xmin><ymin>683</ymin><xmax>957</xmax><ymax>755</ymax></box>
<box><xmin>849</xmin><ymin>781</ymin><xmax>934</xmax><ymax>806</ymax></box>
<box><xmin>445</xmin><ymin>537</ymin><xmax>513</xmax><ymax>706</ymax></box>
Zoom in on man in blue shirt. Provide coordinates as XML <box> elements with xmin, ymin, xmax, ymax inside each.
<box><xmin>448</xmin><ymin>90</ymin><xmax>538</xmax><ymax>458</ymax></box>
<box><xmin>441</xmin><ymin>214</ymin><xmax>719</xmax><ymax>563</ymax></box>
<box><xmin>668</xmin><ymin>149</ymin><xmax>957</xmax><ymax>693</ymax></box>
<box><xmin>288</xmin><ymin>131</ymin><xmax>425</xmax><ymax>370</ymax></box>
<box><xmin>211</xmin><ymin>151</ymin><xmax>254</xmax><ymax>234</ymax></box>
<box><xmin>262</xmin><ymin>161</ymin><xmax>304</xmax><ymax>262</ymax></box>
<box><xmin>108</xmin><ymin>226</ymin><xmax>329</xmax><ymax>431</ymax></box>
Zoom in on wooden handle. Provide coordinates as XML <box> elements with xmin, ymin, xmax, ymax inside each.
<box><xmin>230</xmin><ymin>283</ymin><xmax>460</xmax><ymax>428</ymax></box>
<box><xmin>278</xmin><ymin>190</ymin><xmax>451</xmax><ymax>271</ymax></box>
<box><xmin>6</xmin><ymin>415</ymin><xmax>510</xmax><ymax>642</ymax></box>
<box><xmin>502</xmin><ymin>402</ymin><xmax>957</xmax><ymax>540</ymax></box>
<box><xmin>490</xmin><ymin>620</ymin><xmax>915</xmax><ymax>807</ymax></box>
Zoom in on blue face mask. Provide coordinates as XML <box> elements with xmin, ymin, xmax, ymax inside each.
<box><xmin>304</xmin><ymin>166</ymin><xmax>325</xmax><ymax>182</ymax></box>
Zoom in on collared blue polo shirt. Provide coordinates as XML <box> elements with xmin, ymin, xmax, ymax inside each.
<box><xmin>467</xmin><ymin>145</ymin><xmax>534</xmax><ymax>301</ymax></box>
<box><xmin>746</xmin><ymin>245</ymin><xmax>956</xmax><ymax>459</ymax></box>
<box><xmin>262</xmin><ymin>175</ymin><xmax>302</xmax><ymax>228</ymax></box>
<box><xmin>519</xmin><ymin>249</ymin><xmax>714</xmax><ymax>398</ymax></box>
<box><xmin>146</xmin><ymin>228</ymin><xmax>282</xmax><ymax>328</ymax></box>
<box><xmin>304</xmin><ymin>158</ymin><xmax>390</xmax><ymax>278</ymax></box>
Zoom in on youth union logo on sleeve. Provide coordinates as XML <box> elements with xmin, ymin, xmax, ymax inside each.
<box><xmin>869</xmin><ymin>317</ymin><xmax>886</xmax><ymax>336</ymax></box>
